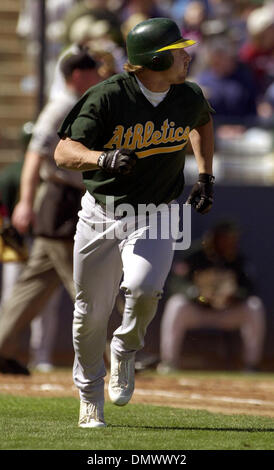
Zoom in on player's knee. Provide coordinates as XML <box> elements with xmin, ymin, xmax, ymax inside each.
<box><xmin>121</xmin><ymin>283</ymin><xmax>162</xmax><ymax>301</ymax></box>
<box><xmin>73</xmin><ymin>310</ymin><xmax>107</xmax><ymax>340</ymax></box>
<box><xmin>246</xmin><ymin>296</ymin><xmax>265</xmax><ymax>313</ymax></box>
<box><xmin>121</xmin><ymin>285</ymin><xmax>162</xmax><ymax>320</ymax></box>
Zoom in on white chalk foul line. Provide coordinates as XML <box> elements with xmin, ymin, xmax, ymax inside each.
<box><xmin>134</xmin><ymin>388</ymin><xmax>274</xmax><ymax>407</ymax></box>
<box><xmin>1</xmin><ymin>383</ymin><xmax>274</xmax><ymax>408</ymax></box>
<box><xmin>189</xmin><ymin>393</ymin><xmax>274</xmax><ymax>407</ymax></box>
<box><xmin>31</xmin><ymin>384</ymin><xmax>65</xmax><ymax>392</ymax></box>
<box><xmin>0</xmin><ymin>384</ymin><xmax>25</xmax><ymax>391</ymax></box>
<box><xmin>0</xmin><ymin>383</ymin><xmax>71</xmax><ymax>392</ymax></box>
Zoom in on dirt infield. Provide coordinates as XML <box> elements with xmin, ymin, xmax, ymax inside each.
<box><xmin>1</xmin><ymin>370</ymin><xmax>274</xmax><ymax>418</ymax></box>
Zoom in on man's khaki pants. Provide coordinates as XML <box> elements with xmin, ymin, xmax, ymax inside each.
<box><xmin>0</xmin><ymin>236</ymin><xmax>75</xmax><ymax>358</ymax></box>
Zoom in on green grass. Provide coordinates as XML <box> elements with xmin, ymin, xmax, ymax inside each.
<box><xmin>0</xmin><ymin>395</ymin><xmax>274</xmax><ymax>450</ymax></box>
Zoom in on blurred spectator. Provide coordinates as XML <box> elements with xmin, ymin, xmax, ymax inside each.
<box><xmin>120</xmin><ymin>13</ymin><xmax>149</xmax><ymax>40</ymax></box>
<box><xmin>86</xmin><ymin>39</ymin><xmax>124</xmax><ymax>77</ymax></box>
<box><xmin>0</xmin><ymin>187</ymin><xmax>27</xmax><ymax>304</ymax></box>
<box><xmin>0</xmin><ymin>122</ymin><xmax>37</xmax><ymax>302</ymax></box>
<box><xmin>0</xmin><ymin>47</ymin><xmax>101</xmax><ymax>375</ymax></box>
<box><xmin>257</xmin><ymin>82</ymin><xmax>274</xmax><ymax>128</ymax></box>
<box><xmin>17</xmin><ymin>0</ymin><xmax>77</xmax><ymax>95</ymax></box>
<box><xmin>0</xmin><ymin>124</ymin><xmax>63</xmax><ymax>372</ymax></box>
<box><xmin>225</xmin><ymin>0</ymin><xmax>264</xmax><ymax>48</ymax></box>
<box><xmin>62</xmin><ymin>1</ymin><xmax>124</xmax><ymax>49</ymax></box>
<box><xmin>118</xmin><ymin>0</ymin><xmax>167</xmax><ymax>23</ymax></box>
<box><xmin>60</xmin><ymin>1</ymin><xmax>126</xmax><ymax>79</ymax></box>
<box><xmin>195</xmin><ymin>37</ymin><xmax>260</xmax><ymax>149</ymax></box>
<box><xmin>170</xmin><ymin>0</ymin><xmax>207</xmax><ymax>23</ymax></box>
<box><xmin>205</xmin><ymin>0</ymin><xmax>234</xmax><ymax>18</ymax></box>
<box><xmin>178</xmin><ymin>1</ymin><xmax>208</xmax><ymax>75</ymax></box>
<box><xmin>197</xmin><ymin>38</ymin><xmax>259</xmax><ymax>125</ymax></box>
<box><xmin>181</xmin><ymin>1</ymin><xmax>207</xmax><ymax>41</ymax></box>
<box><xmin>49</xmin><ymin>41</ymin><xmax>121</xmax><ymax>101</ymax></box>
<box><xmin>0</xmin><ymin>126</ymin><xmax>30</xmax><ymax>368</ymax></box>
<box><xmin>17</xmin><ymin>0</ymin><xmax>124</xmax><ymax>98</ymax></box>
<box><xmin>158</xmin><ymin>221</ymin><xmax>266</xmax><ymax>373</ymax></box>
<box><xmin>239</xmin><ymin>3</ymin><xmax>274</xmax><ymax>96</ymax></box>
<box><xmin>170</xmin><ymin>0</ymin><xmax>266</xmax><ymax>61</ymax></box>
<box><xmin>170</xmin><ymin>0</ymin><xmax>235</xmax><ymax>24</ymax></box>
<box><xmin>0</xmin><ymin>124</ymin><xmax>31</xmax><ymax>305</ymax></box>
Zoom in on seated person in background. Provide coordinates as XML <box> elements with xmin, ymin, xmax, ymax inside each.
<box><xmin>158</xmin><ymin>221</ymin><xmax>266</xmax><ymax>373</ymax></box>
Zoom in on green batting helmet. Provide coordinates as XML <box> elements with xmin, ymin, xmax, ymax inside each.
<box><xmin>126</xmin><ymin>17</ymin><xmax>196</xmax><ymax>71</ymax></box>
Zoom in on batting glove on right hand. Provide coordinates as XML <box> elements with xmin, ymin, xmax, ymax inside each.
<box><xmin>97</xmin><ymin>148</ymin><xmax>137</xmax><ymax>175</ymax></box>
<box><xmin>186</xmin><ymin>173</ymin><xmax>215</xmax><ymax>214</ymax></box>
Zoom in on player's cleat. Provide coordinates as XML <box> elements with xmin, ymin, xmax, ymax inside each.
<box><xmin>108</xmin><ymin>351</ymin><xmax>135</xmax><ymax>406</ymax></box>
<box><xmin>78</xmin><ymin>400</ymin><xmax>106</xmax><ymax>428</ymax></box>
<box><xmin>0</xmin><ymin>356</ymin><xmax>30</xmax><ymax>375</ymax></box>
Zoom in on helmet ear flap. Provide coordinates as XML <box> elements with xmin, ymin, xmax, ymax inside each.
<box><xmin>148</xmin><ymin>51</ymin><xmax>174</xmax><ymax>71</ymax></box>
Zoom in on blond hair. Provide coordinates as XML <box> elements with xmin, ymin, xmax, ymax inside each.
<box><xmin>123</xmin><ymin>62</ymin><xmax>145</xmax><ymax>73</ymax></box>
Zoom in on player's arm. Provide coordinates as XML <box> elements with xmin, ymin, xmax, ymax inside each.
<box><xmin>54</xmin><ymin>137</ymin><xmax>137</xmax><ymax>175</ymax></box>
<box><xmin>12</xmin><ymin>100</ymin><xmax>68</xmax><ymax>233</ymax></box>
<box><xmin>11</xmin><ymin>150</ymin><xmax>41</xmax><ymax>234</ymax></box>
<box><xmin>189</xmin><ymin>116</ymin><xmax>214</xmax><ymax>175</ymax></box>
<box><xmin>54</xmin><ymin>137</ymin><xmax>101</xmax><ymax>171</ymax></box>
<box><xmin>186</xmin><ymin>117</ymin><xmax>215</xmax><ymax>214</ymax></box>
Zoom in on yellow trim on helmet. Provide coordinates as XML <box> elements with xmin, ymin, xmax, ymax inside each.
<box><xmin>156</xmin><ymin>38</ymin><xmax>196</xmax><ymax>52</ymax></box>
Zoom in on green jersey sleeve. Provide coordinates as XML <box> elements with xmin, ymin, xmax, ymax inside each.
<box><xmin>186</xmin><ymin>81</ymin><xmax>215</xmax><ymax>128</ymax></box>
<box><xmin>58</xmin><ymin>88</ymin><xmax>106</xmax><ymax>149</ymax></box>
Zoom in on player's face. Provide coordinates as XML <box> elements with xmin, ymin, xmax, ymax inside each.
<box><xmin>164</xmin><ymin>49</ymin><xmax>191</xmax><ymax>85</ymax></box>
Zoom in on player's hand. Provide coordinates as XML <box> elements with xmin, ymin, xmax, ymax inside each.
<box><xmin>186</xmin><ymin>173</ymin><xmax>215</xmax><ymax>214</ymax></box>
<box><xmin>97</xmin><ymin>148</ymin><xmax>137</xmax><ymax>175</ymax></box>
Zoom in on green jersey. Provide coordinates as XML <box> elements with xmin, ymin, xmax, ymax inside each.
<box><xmin>58</xmin><ymin>72</ymin><xmax>213</xmax><ymax>209</ymax></box>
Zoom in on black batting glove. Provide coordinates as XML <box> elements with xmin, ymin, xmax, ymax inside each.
<box><xmin>97</xmin><ymin>148</ymin><xmax>137</xmax><ymax>175</ymax></box>
<box><xmin>186</xmin><ymin>173</ymin><xmax>215</xmax><ymax>214</ymax></box>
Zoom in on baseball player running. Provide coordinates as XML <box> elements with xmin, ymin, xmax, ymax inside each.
<box><xmin>55</xmin><ymin>17</ymin><xmax>215</xmax><ymax>428</ymax></box>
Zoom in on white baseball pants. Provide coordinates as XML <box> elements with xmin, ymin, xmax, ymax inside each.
<box><xmin>72</xmin><ymin>191</ymin><xmax>178</xmax><ymax>402</ymax></box>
